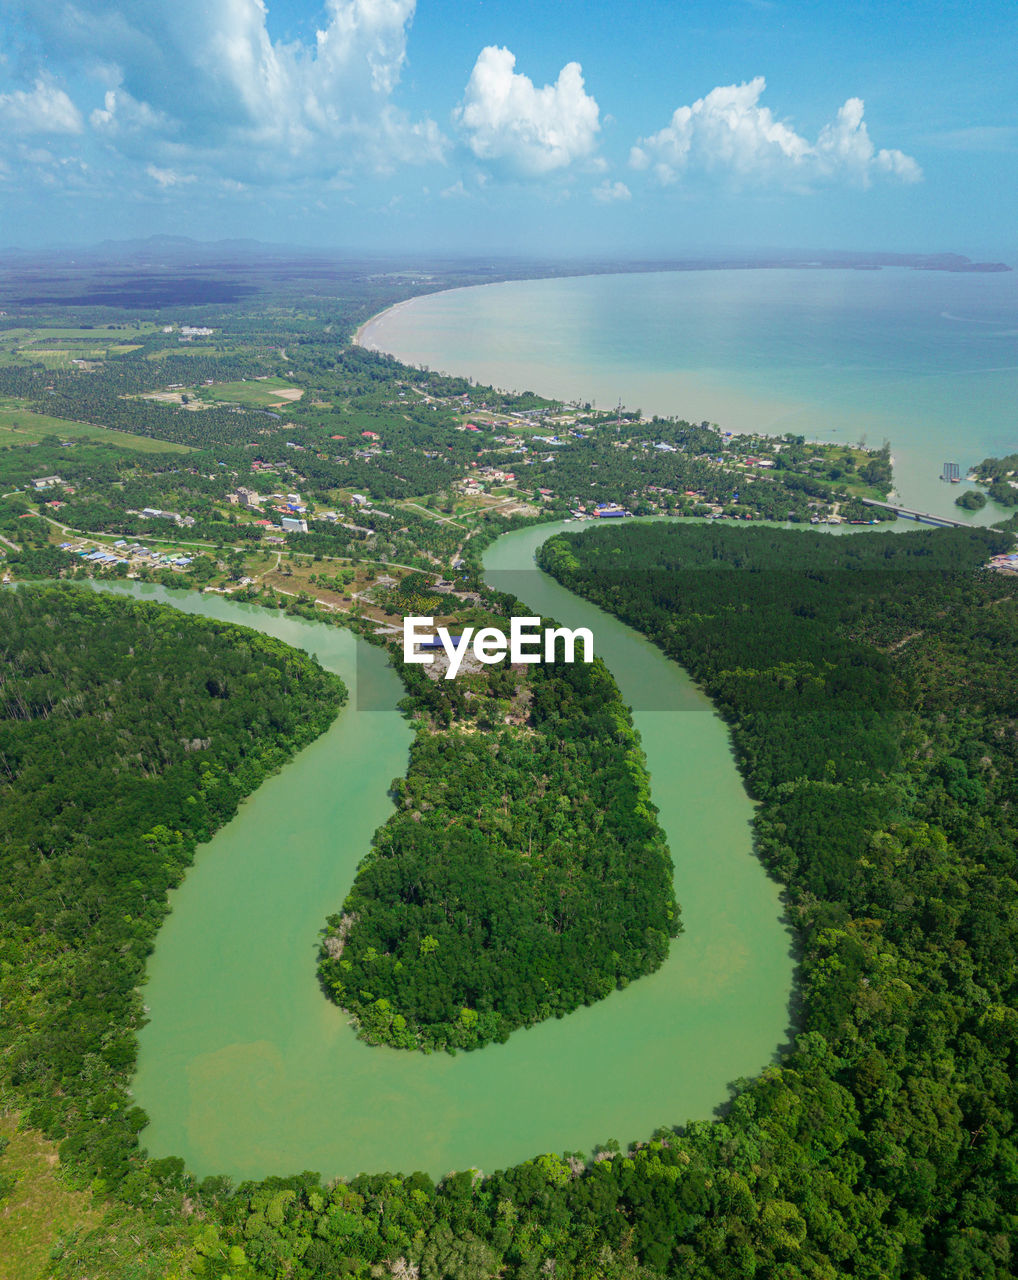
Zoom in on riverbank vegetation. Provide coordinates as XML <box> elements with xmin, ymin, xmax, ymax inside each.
<box><xmin>973</xmin><ymin>453</ymin><xmax>1018</xmax><ymax>507</ymax></box>
<box><xmin>5</xmin><ymin>522</ymin><xmax>1018</xmax><ymax>1277</ymax></box>
<box><xmin>528</xmin><ymin>521</ymin><xmax>1018</xmax><ymax>1277</ymax></box>
<box><xmin>0</xmin><ymin>585</ymin><xmax>344</xmax><ymax>1224</ymax></box>
<box><xmin>319</xmin><ymin>648</ymin><xmax>679</xmax><ymax>1052</ymax></box>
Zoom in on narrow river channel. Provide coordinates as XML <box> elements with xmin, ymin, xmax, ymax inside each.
<box><xmin>106</xmin><ymin>519</ymin><xmax>792</xmax><ymax>1181</ymax></box>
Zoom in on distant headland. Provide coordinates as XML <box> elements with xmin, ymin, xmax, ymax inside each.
<box><xmin>0</xmin><ymin>236</ymin><xmax>1010</xmax><ymax>276</ymax></box>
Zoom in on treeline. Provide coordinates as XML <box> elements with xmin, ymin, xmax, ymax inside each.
<box><xmin>972</xmin><ymin>453</ymin><xmax>1018</xmax><ymax>506</ymax></box>
<box><xmin>319</xmin><ymin>653</ymin><xmax>679</xmax><ymax>1051</ymax></box>
<box><xmin>39</xmin><ymin>384</ymin><xmax>275</xmax><ymax>450</ymax></box>
<box><xmin>0</xmin><ymin>499</ymin><xmax>78</xmax><ymax>577</ymax></box>
<box><xmin>0</xmin><ymin>438</ymin><xmax>180</xmax><ymax>490</ymax></box>
<box><xmin>0</xmin><ymin>586</ymin><xmax>345</xmax><ymax>1195</ymax></box>
<box><xmin>525</xmin><ymin>521</ymin><xmax>1018</xmax><ymax>1276</ymax></box>
<box><xmin>52</xmin><ymin>496</ymin><xmax>261</xmax><ymax>547</ymax></box>
<box><xmin>44</xmin><ymin>517</ymin><xmax>1018</xmax><ymax>1280</ymax></box>
<box><xmin>3</xmin><ymin>543</ymin><xmax>78</xmax><ymax>577</ymax></box>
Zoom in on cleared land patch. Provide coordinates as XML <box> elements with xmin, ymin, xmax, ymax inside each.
<box><xmin>0</xmin><ymin>404</ymin><xmax>191</xmax><ymax>453</ymax></box>
<box><xmin>198</xmin><ymin>377</ymin><xmax>303</xmax><ymax>409</ymax></box>
<box><xmin>0</xmin><ymin>1116</ymin><xmax>104</xmax><ymax>1280</ymax></box>
<box><xmin>0</xmin><ymin>326</ymin><xmax>154</xmax><ymax>368</ymax></box>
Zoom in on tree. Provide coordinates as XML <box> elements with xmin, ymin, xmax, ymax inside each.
<box><xmin>419</xmin><ymin>1224</ymin><xmax>497</xmax><ymax>1280</ymax></box>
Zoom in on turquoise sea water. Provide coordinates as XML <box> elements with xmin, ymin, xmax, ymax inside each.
<box><xmin>360</xmin><ymin>268</ymin><xmax>1018</xmax><ymax>523</ymax></box>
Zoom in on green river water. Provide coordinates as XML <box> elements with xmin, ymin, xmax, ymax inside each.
<box><xmin>118</xmin><ymin>520</ymin><xmax>792</xmax><ymax>1181</ymax></box>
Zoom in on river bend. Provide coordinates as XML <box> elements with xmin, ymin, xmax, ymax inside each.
<box><xmin>108</xmin><ymin>520</ymin><xmax>792</xmax><ymax>1180</ymax></box>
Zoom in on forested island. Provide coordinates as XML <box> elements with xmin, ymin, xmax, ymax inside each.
<box><xmin>319</xmin><ymin>651</ymin><xmax>678</xmax><ymax>1052</ymax></box>
<box><xmin>970</xmin><ymin>454</ymin><xmax>1018</xmax><ymax>507</ymax></box>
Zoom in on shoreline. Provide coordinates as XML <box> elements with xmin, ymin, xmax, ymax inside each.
<box><xmin>355</xmin><ymin>276</ymin><xmax>841</xmax><ymax>442</ymax></box>
<box><xmin>353</xmin><ymin>278</ymin><xmax>511</xmax><ymax>351</ymax></box>
<box><xmin>354</xmin><ymin>289</ymin><xmax>458</xmax><ymax>351</ymax></box>
<box><xmin>350</xmin><ymin>270</ymin><xmax>1012</xmax><ymax>530</ymax></box>
<box><xmin>352</xmin><ymin>279</ymin><xmax>901</xmax><ymax>507</ymax></box>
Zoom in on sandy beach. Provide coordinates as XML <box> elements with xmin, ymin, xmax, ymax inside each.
<box><xmin>353</xmin><ymin>295</ymin><xmax>423</xmax><ymax>351</ymax></box>
<box><xmin>344</xmin><ymin>268</ymin><xmax>1018</xmax><ymax>526</ymax></box>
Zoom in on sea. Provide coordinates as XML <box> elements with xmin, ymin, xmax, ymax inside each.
<box><xmin>359</xmin><ymin>267</ymin><xmax>1018</xmax><ymax>524</ymax></box>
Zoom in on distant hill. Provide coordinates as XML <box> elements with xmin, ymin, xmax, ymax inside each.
<box><xmin>0</xmin><ymin>236</ymin><xmax>1010</xmax><ymax>273</ymax></box>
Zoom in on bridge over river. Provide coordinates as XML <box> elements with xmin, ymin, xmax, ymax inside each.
<box><xmin>861</xmin><ymin>499</ymin><xmax>968</xmax><ymax>528</ymax></box>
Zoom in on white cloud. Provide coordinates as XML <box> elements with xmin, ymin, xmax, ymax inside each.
<box><xmin>455</xmin><ymin>46</ymin><xmax>600</xmax><ymax>177</ymax></box>
<box><xmin>0</xmin><ymin>77</ymin><xmax>83</xmax><ymax>135</ymax></box>
<box><xmin>90</xmin><ymin>88</ymin><xmax>172</xmax><ymax>137</ymax></box>
<box><xmin>593</xmin><ymin>179</ymin><xmax>631</xmax><ymax>203</ymax></box>
<box><xmin>146</xmin><ymin>164</ymin><xmax>196</xmax><ymax>188</ymax></box>
<box><xmin>631</xmin><ymin>77</ymin><xmax>921</xmax><ymax>188</ymax></box>
<box><xmin>815</xmin><ymin>97</ymin><xmax>921</xmax><ymax>186</ymax></box>
<box><xmin>0</xmin><ymin>142</ymin><xmax>90</xmax><ymax>191</ymax></box>
<box><xmin>2</xmin><ymin>0</ymin><xmax>444</xmax><ymax>182</ymax></box>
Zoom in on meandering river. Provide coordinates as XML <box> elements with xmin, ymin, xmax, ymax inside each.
<box><xmin>112</xmin><ymin>518</ymin><xmax>792</xmax><ymax>1181</ymax></box>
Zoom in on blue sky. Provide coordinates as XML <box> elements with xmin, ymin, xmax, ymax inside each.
<box><xmin>0</xmin><ymin>0</ymin><xmax>1014</xmax><ymax>257</ymax></box>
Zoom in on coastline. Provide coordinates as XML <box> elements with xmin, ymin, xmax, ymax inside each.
<box><xmin>354</xmin><ymin>278</ymin><xmax>510</xmax><ymax>352</ymax></box>
<box><xmin>349</xmin><ymin>268</ymin><xmax>1016</xmax><ymax>527</ymax></box>
<box><xmin>356</xmin><ymin>274</ymin><xmax>833</xmax><ymax>437</ymax></box>
<box><xmin>355</xmin><ymin>292</ymin><xmax>435</xmax><ymax>351</ymax></box>
<box><xmin>351</xmin><ymin>277</ymin><xmax>907</xmax><ymax>515</ymax></box>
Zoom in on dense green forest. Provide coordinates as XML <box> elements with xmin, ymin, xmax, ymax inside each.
<box><xmin>521</xmin><ymin>521</ymin><xmax>1018</xmax><ymax>1277</ymax></box>
<box><xmin>6</xmin><ymin>522</ymin><xmax>1018</xmax><ymax>1279</ymax></box>
<box><xmin>0</xmin><ymin>586</ymin><xmax>345</xmax><ymax>1210</ymax></box>
<box><xmin>5</xmin><ymin>364</ymin><xmax>1018</xmax><ymax>1280</ymax></box>
<box><xmin>319</xmin><ymin>655</ymin><xmax>679</xmax><ymax>1052</ymax></box>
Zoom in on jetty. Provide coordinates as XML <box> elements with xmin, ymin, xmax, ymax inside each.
<box><xmin>861</xmin><ymin>499</ymin><xmax>968</xmax><ymax>528</ymax></box>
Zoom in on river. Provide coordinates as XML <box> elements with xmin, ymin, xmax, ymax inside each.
<box><xmin>113</xmin><ymin>518</ymin><xmax>792</xmax><ymax>1181</ymax></box>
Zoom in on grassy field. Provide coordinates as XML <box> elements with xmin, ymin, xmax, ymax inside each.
<box><xmin>0</xmin><ymin>405</ymin><xmax>190</xmax><ymax>454</ymax></box>
<box><xmin>197</xmin><ymin>377</ymin><xmax>303</xmax><ymax>408</ymax></box>
<box><xmin>795</xmin><ymin>470</ymin><xmax>889</xmax><ymax>502</ymax></box>
<box><xmin>0</xmin><ymin>1116</ymin><xmax>103</xmax><ymax>1280</ymax></box>
<box><xmin>0</xmin><ymin>327</ymin><xmax>156</xmax><ymax>341</ymax></box>
<box><xmin>0</xmin><ymin>1116</ymin><xmax>196</xmax><ymax>1280</ymax></box>
<box><xmin>144</xmin><ymin>345</ymin><xmax>234</xmax><ymax>360</ymax></box>
<box><xmin>0</xmin><ymin>327</ymin><xmax>154</xmax><ymax>368</ymax></box>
